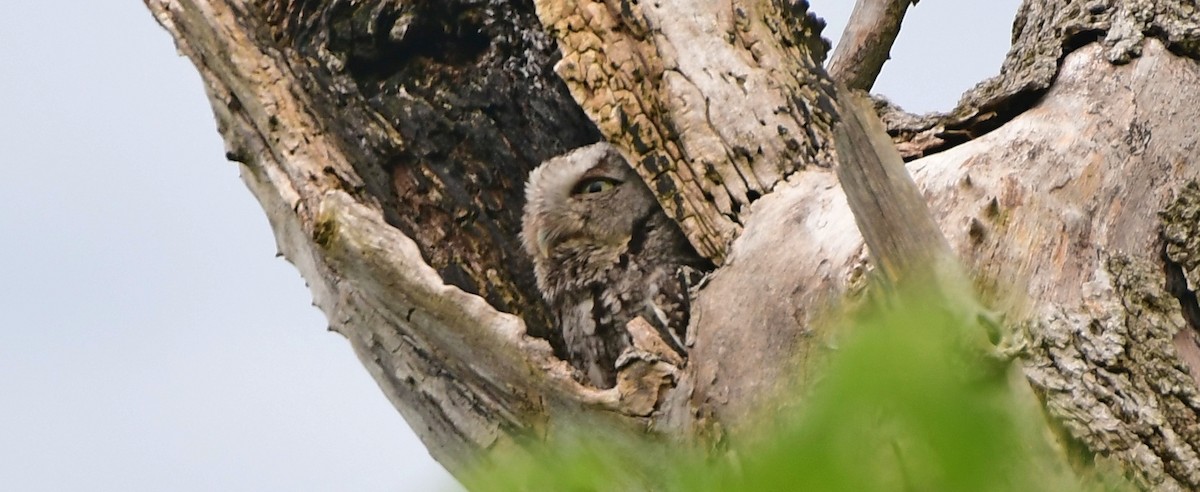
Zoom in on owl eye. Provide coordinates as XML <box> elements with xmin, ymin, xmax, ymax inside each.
<box><xmin>572</xmin><ymin>177</ymin><xmax>619</xmax><ymax>195</ymax></box>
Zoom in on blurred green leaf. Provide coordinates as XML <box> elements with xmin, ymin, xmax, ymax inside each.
<box><xmin>465</xmin><ymin>290</ymin><xmax>1131</xmax><ymax>492</ymax></box>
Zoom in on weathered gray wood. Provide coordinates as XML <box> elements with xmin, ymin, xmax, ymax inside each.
<box><xmin>832</xmin><ymin>89</ymin><xmax>954</xmax><ymax>286</ymax></box>
<box><xmin>695</xmin><ymin>36</ymin><xmax>1200</xmax><ymax>488</ymax></box>
<box><xmin>882</xmin><ymin>0</ymin><xmax>1200</xmax><ymax>161</ymax></box>
<box><xmin>909</xmin><ymin>41</ymin><xmax>1200</xmax><ymax>489</ymax></box>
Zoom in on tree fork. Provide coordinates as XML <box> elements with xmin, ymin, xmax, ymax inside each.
<box><xmin>148</xmin><ymin>0</ymin><xmax>1200</xmax><ymax>487</ymax></box>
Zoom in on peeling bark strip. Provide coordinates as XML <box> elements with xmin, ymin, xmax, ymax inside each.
<box><xmin>534</xmin><ymin>0</ymin><xmax>838</xmax><ymax>263</ymax></box>
<box><xmin>1161</xmin><ymin>181</ymin><xmax>1200</xmax><ymax>390</ymax></box>
<box><xmin>1163</xmin><ymin>182</ymin><xmax>1200</xmax><ymax>304</ymax></box>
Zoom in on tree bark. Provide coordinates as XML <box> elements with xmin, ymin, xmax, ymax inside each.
<box><xmin>146</xmin><ymin>0</ymin><xmax>1200</xmax><ymax>488</ymax></box>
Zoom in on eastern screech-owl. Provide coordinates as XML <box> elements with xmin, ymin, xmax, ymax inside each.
<box><xmin>520</xmin><ymin>142</ymin><xmax>707</xmax><ymax>388</ymax></box>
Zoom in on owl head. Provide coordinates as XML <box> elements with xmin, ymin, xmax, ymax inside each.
<box><xmin>520</xmin><ymin>142</ymin><xmax>661</xmax><ymax>290</ymax></box>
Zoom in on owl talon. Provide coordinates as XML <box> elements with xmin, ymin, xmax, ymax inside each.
<box><xmin>625</xmin><ymin>316</ymin><xmax>686</xmax><ymax>366</ymax></box>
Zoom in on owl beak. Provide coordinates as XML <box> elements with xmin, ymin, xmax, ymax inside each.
<box><xmin>536</xmin><ymin>230</ymin><xmax>553</xmax><ymax>259</ymax></box>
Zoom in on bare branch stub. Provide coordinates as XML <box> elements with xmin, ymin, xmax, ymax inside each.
<box><xmin>826</xmin><ymin>0</ymin><xmax>916</xmax><ymax>91</ymax></box>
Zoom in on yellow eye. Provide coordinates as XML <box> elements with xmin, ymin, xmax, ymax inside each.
<box><xmin>572</xmin><ymin>178</ymin><xmax>618</xmax><ymax>195</ymax></box>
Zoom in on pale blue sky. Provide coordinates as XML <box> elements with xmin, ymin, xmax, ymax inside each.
<box><xmin>0</xmin><ymin>1</ymin><xmax>1017</xmax><ymax>490</ymax></box>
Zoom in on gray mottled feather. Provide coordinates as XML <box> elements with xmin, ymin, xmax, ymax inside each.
<box><xmin>520</xmin><ymin>142</ymin><xmax>707</xmax><ymax>388</ymax></box>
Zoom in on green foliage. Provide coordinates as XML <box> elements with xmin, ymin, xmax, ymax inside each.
<box><xmin>464</xmin><ymin>293</ymin><xmax>1131</xmax><ymax>492</ymax></box>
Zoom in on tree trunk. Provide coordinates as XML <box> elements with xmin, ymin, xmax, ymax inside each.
<box><xmin>145</xmin><ymin>0</ymin><xmax>1200</xmax><ymax>488</ymax></box>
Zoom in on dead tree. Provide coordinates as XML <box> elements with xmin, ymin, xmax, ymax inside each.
<box><xmin>145</xmin><ymin>0</ymin><xmax>1200</xmax><ymax>488</ymax></box>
